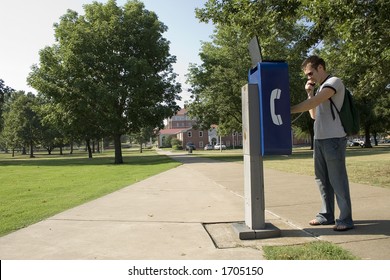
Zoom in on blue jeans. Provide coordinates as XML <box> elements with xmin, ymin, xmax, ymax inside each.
<box><xmin>313</xmin><ymin>137</ymin><xmax>354</xmax><ymax>227</ymax></box>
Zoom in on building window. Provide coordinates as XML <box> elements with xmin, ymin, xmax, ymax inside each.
<box><xmin>199</xmin><ymin>141</ymin><xmax>204</xmax><ymax>148</ymax></box>
<box><xmin>187</xmin><ymin>131</ymin><xmax>192</xmax><ymax>137</ymax></box>
<box><xmin>199</xmin><ymin>131</ymin><xmax>203</xmax><ymax>137</ymax></box>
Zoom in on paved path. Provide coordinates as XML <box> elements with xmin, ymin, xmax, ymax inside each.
<box><xmin>0</xmin><ymin>151</ymin><xmax>389</xmax><ymax>260</ymax></box>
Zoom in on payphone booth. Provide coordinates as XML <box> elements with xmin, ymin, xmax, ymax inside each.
<box><xmin>248</xmin><ymin>62</ymin><xmax>292</xmax><ymax>155</ymax></box>
<box><xmin>234</xmin><ymin>60</ymin><xmax>291</xmax><ymax>239</ymax></box>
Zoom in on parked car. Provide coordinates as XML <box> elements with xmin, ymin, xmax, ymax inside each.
<box><xmin>348</xmin><ymin>139</ymin><xmax>364</xmax><ymax>147</ymax></box>
<box><xmin>214</xmin><ymin>143</ymin><xmax>226</xmax><ymax>150</ymax></box>
<box><xmin>204</xmin><ymin>144</ymin><xmax>213</xmax><ymax>150</ymax></box>
<box><xmin>185</xmin><ymin>142</ymin><xmax>196</xmax><ymax>151</ymax></box>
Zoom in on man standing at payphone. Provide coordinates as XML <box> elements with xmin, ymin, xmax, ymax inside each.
<box><xmin>291</xmin><ymin>55</ymin><xmax>354</xmax><ymax>231</ymax></box>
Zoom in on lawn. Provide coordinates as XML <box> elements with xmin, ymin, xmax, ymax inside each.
<box><xmin>1</xmin><ymin>145</ymin><xmax>388</xmax><ymax>259</ymax></box>
<box><xmin>193</xmin><ymin>145</ymin><xmax>390</xmax><ymax>189</ymax></box>
<box><xmin>263</xmin><ymin>241</ymin><xmax>359</xmax><ymax>260</ymax></box>
<box><xmin>0</xmin><ymin>149</ymin><xmax>180</xmax><ymax>237</ymax></box>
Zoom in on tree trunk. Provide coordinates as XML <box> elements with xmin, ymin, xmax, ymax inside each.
<box><xmin>139</xmin><ymin>142</ymin><xmax>143</xmax><ymax>153</ymax></box>
<box><xmin>373</xmin><ymin>132</ymin><xmax>378</xmax><ymax>146</ymax></box>
<box><xmin>29</xmin><ymin>141</ymin><xmax>35</xmax><ymax>158</ymax></box>
<box><xmin>363</xmin><ymin>124</ymin><xmax>372</xmax><ymax>148</ymax></box>
<box><xmin>86</xmin><ymin>139</ymin><xmax>93</xmax><ymax>158</ymax></box>
<box><xmin>114</xmin><ymin>134</ymin><xmax>123</xmax><ymax>164</ymax></box>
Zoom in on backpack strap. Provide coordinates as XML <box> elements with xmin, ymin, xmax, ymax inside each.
<box><xmin>329</xmin><ymin>97</ymin><xmax>340</xmax><ymax>120</ymax></box>
<box><xmin>321</xmin><ymin>75</ymin><xmax>340</xmax><ymax>120</ymax></box>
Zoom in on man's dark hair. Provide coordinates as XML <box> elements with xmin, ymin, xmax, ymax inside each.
<box><xmin>302</xmin><ymin>55</ymin><xmax>326</xmax><ymax>70</ymax></box>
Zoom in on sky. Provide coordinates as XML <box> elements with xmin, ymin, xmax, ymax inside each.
<box><xmin>0</xmin><ymin>0</ymin><xmax>214</xmax><ymax>106</ymax></box>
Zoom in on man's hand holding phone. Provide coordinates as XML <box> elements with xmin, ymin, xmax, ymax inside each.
<box><xmin>305</xmin><ymin>80</ymin><xmax>316</xmax><ymax>98</ymax></box>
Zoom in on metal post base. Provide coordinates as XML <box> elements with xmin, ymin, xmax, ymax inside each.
<box><xmin>232</xmin><ymin>222</ymin><xmax>281</xmax><ymax>240</ymax></box>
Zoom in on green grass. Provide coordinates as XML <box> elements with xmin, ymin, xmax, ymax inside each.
<box><xmin>263</xmin><ymin>241</ymin><xmax>359</xmax><ymax>260</ymax></box>
<box><xmin>0</xmin><ymin>149</ymin><xmax>180</xmax><ymax>237</ymax></box>
<box><xmin>193</xmin><ymin>145</ymin><xmax>390</xmax><ymax>188</ymax></box>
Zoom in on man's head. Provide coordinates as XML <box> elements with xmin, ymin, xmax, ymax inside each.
<box><xmin>301</xmin><ymin>55</ymin><xmax>327</xmax><ymax>84</ymax></box>
<box><xmin>302</xmin><ymin>55</ymin><xmax>326</xmax><ymax>70</ymax></box>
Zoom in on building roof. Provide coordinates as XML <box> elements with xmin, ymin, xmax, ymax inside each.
<box><xmin>158</xmin><ymin>128</ymin><xmax>190</xmax><ymax>135</ymax></box>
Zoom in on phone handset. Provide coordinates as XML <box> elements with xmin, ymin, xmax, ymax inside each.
<box><xmin>270</xmin><ymin>88</ymin><xmax>283</xmax><ymax>125</ymax></box>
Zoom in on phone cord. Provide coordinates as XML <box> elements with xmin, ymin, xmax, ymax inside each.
<box><xmin>291</xmin><ymin>112</ymin><xmax>304</xmax><ymax>124</ymax></box>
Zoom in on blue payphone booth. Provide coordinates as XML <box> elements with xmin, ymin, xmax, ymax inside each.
<box><xmin>234</xmin><ymin>39</ymin><xmax>290</xmax><ymax>239</ymax></box>
<box><xmin>248</xmin><ymin>62</ymin><xmax>292</xmax><ymax>155</ymax></box>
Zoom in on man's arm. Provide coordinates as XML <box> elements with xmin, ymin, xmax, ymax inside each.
<box><xmin>291</xmin><ymin>87</ymin><xmax>335</xmax><ymax>119</ymax></box>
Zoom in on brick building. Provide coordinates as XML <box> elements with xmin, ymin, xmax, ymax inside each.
<box><xmin>158</xmin><ymin>108</ymin><xmax>243</xmax><ymax>149</ymax></box>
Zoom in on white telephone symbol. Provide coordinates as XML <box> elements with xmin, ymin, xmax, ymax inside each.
<box><xmin>270</xmin><ymin>88</ymin><xmax>283</xmax><ymax>125</ymax></box>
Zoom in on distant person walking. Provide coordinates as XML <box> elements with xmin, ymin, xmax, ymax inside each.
<box><xmin>291</xmin><ymin>55</ymin><xmax>354</xmax><ymax>231</ymax></box>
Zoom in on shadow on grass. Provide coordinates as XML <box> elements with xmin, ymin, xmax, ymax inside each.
<box><xmin>4</xmin><ymin>145</ymin><xmax>386</xmax><ymax>167</ymax></box>
<box><xmin>196</xmin><ymin>145</ymin><xmax>389</xmax><ymax>163</ymax></box>
<box><xmin>272</xmin><ymin>145</ymin><xmax>389</xmax><ymax>160</ymax></box>
<box><xmin>0</xmin><ymin>149</ymin><xmax>176</xmax><ymax>167</ymax></box>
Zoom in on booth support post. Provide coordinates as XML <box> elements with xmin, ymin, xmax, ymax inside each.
<box><xmin>242</xmin><ymin>84</ymin><xmax>264</xmax><ymax>229</ymax></box>
<box><xmin>232</xmin><ymin>84</ymin><xmax>280</xmax><ymax>240</ymax></box>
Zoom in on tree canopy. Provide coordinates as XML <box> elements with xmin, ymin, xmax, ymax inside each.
<box><xmin>0</xmin><ymin>79</ymin><xmax>15</xmax><ymax>131</ymax></box>
<box><xmin>2</xmin><ymin>92</ymin><xmax>41</xmax><ymax>158</ymax></box>
<box><xmin>187</xmin><ymin>0</ymin><xmax>390</xmax><ymax>144</ymax></box>
<box><xmin>28</xmin><ymin>0</ymin><xmax>181</xmax><ymax>163</ymax></box>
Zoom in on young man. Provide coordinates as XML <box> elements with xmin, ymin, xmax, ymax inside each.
<box><xmin>291</xmin><ymin>55</ymin><xmax>354</xmax><ymax>231</ymax></box>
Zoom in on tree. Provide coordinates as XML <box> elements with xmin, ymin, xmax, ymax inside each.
<box><xmin>35</xmin><ymin>99</ymin><xmax>68</xmax><ymax>155</ymax></box>
<box><xmin>300</xmin><ymin>0</ymin><xmax>390</xmax><ymax>147</ymax></box>
<box><xmin>190</xmin><ymin>0</ymin><xmax>390</xmax><ymax>147</ymax></box>
<box><xmin>187</xmin><ymin>24</ymin><xmax>249</xmax><ymax>134</ymax></box>
<box><xmin>188</xmin><ymin>0</ymin><xmax>307</xmax><ymax>136</ymax></box>
<box><xmin>2</xmin><ymin>92</ymin><xmax>42</xmax><ymax>158</ymax></box>
<box><xmin>28</xmin><ymin>0</ymin><xmax>181</xmax><ymax>163</ymax></box>
<box><xmin>0</xmin><ymin>79</ymin><xmax>15</xmax><ymax>132</ymax></box>
<box><xmin>133</xmin><ymin>126</ymin><xmax>155</xmax><ymax>153</ymax></box>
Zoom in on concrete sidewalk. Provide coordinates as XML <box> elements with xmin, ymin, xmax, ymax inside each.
<box><xmin>0</xmin><ymin>151</ymin><xmax>389</xmax><ymax>260</ymax></box>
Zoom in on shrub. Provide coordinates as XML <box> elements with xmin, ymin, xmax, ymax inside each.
<box><xmin>171</xmin><ymin>138</ymin><xmax>183</xmax><ymax>150</ymax></box>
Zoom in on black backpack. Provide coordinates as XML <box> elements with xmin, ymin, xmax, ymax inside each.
<box><xmin>330</xmin><ymin>87</ymin><xmax>360</xmax><ymax>136</ymax></box>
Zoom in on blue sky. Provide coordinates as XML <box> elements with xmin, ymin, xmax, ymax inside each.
<box><xmin>0</xmin><ymin>0</ymin><xmax>214</xmax><ymax>106</ymax></box>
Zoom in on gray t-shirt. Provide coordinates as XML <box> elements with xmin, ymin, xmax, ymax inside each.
<box><xmin>314</xmin><ymin>76</ymin><xmax>347</xmax><ymax>140</ymax></box>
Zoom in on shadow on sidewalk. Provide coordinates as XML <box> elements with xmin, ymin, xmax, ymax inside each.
<box><xmin>165</xmin><ymin>153</ymin><xmax>224</xmax><ymax>164</ymax></box>
<box><xmin>303</xmin><ymin>219</ymin><xmax>390</xmax><ymax>237</ymax></box>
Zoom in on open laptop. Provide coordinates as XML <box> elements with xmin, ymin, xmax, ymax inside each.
<box><xmin>248</xmin><ymin>36</ymin><xmax>285</xmax><ymax>68</ymax></box>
